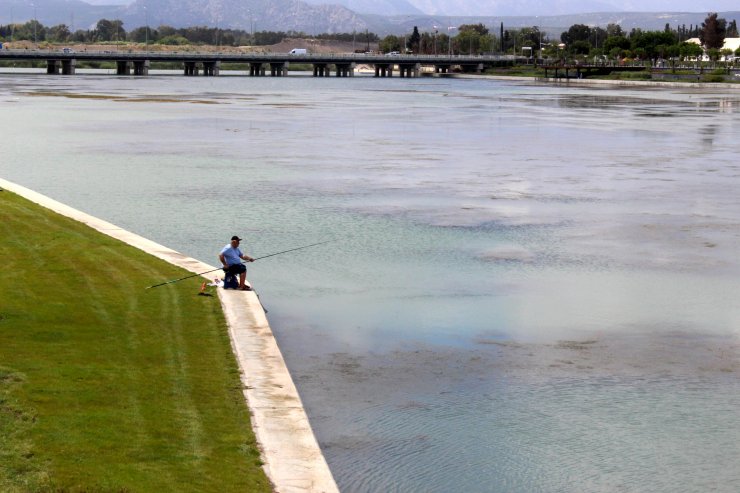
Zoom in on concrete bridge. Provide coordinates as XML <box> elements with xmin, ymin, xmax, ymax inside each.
<box><xmin>0</xmin><ymin>49</ymin><xmax>516</xmax><ymax>77</ymax></box>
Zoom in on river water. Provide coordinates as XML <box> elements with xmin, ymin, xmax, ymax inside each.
<box><xmin>2</xmin><ymin>72</ymin><xmax>739</xmax><ymax>492</ymax></box>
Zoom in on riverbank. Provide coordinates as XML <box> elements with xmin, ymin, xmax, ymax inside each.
<box><xmin>453</xmin><ymin>72</ymin><xmax>740</xmax><ymax>89</ymax></box>
<box><xmin>0</xmin><ymin>178</ymin><xmax>337</xmax><ymax>493</ymax></box>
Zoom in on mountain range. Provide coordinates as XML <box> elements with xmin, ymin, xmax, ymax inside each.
<box><xmin>2</xmin><ymin>0</ymin><xmax>738</xmax><ymax>37</ymax></box>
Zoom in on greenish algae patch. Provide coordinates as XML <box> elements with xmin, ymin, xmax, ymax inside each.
<box><xmin>0</xmin><ymin>190</ymin><xmax>271</xmax><ymax>493</ymax></box>
<box><xmin>22</xmin><ymin>91</ymin><xmax>223</xmax><ymax>104</ymax></box>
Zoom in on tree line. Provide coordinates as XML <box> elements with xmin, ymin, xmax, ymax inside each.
<box><xmin>1</xmin><ymin>13</ymin><xmax>737</xmax><ymax>62</ymax></box>
<box><xmin>556</xmin><ymin>13</ymin><xmax>738</xmax><ymax>61</ymax></box>
<box><xmin>0</xmin><ymin>20</ymin><xmax>379</xmax><ymax>46</ymax></box>
<box><xmin>378</xmin><ymin>13</ymin><xmax>739</xmax><ymax>60</ymax></box>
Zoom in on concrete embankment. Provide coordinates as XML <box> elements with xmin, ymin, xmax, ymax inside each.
<box><xmin>0</xmin><ymin>177</ymin><xmax>338</xmax><ymax>493</ymax></box>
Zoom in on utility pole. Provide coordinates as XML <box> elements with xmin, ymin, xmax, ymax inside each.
<box><xmin>500</xmin><ymin>22</ymin><xmax>504</xmax><ymax>53</ymax></box>
<box><xmin>144</xmin><ymin>5</ymin><xmax>148</xmax><ymax>48</ymax></box>
<box><xmin>31</xmin><ymin>3</ymin><xmax>37</xmax><ymax>45</ymax></box>
<box><xmin>448</xmin><ymin>23</ymin><xmax>456</xmax><ymax>57</ymax></box>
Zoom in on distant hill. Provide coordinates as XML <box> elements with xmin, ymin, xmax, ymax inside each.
<box><xmin>0</xmin><ymin>0</ymin><xmax>369</xmax><ymax>33</ymax></box>
<box><xmin>365</xmin><ymin>11</ymin><xmax>740</xmax><ymax>38</ymax></box>
<box><xmin>300</xmin><ymin>0</ymin><xmax>424</xmax><ymax>16</ymax></box>
<box><xmin>1</xmin><ymin>0</ymin><xmax>120</xmax><ymax>31</ymax></box>
<box><xmin>117</xmin><ymin>0</ymin><xmax>367</xmax><ymax>33</ymax></box>
<box><xmin>406</xmin><ymin>0</ymin><xmax>615</xmax><ymax>17</ymax></box>
<box><xmin>1</xmin><ymin>0</ymin><xmax>737</xmax><ymax>38</ymax></box>
<box><xmin>405</xmin><ymin>0</ymin><xmax>740</xmax><ymax>16</ymax></box>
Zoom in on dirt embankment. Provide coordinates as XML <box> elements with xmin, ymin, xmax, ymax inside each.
<box><xmin>266</xmin><ymin>38</ymin><xmax>377</xmax><ymax>54</ymax></box>
<box><xmin>3</xmin><ymin>38</ymin><xmax>378</xmax><ymax>54</ymax></box>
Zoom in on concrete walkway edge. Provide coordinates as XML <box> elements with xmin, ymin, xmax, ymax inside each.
<box><xmin>0</xmin><ymin>178</ymin><xmax>339</xmax><ymax>493</ymax></box>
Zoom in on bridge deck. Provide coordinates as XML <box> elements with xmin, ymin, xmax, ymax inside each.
<box><xmin>0</xmin><ymin>49</ymin><xmax>514</xmax><ymax>66</ymax></box>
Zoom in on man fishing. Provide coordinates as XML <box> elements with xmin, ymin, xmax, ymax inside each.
<box><xmin>219</xmin><ymin>235</ymin><xmax>255</xmax><ymax>290</ymax></box>
<box><xmin>146</xmin><ymin>239</ymin><xmax>332</xmax><ymax>290</ymax></box>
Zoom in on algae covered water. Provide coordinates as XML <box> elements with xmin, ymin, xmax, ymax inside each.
<box><xmin>2</xmin><ymin>73</ymin><xmax>739</xmax><ymax>492</ymax></box>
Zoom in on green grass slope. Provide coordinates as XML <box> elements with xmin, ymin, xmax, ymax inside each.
<box><xmin>0</xmin><ymin>190</ymin><xmax>271</xmax><ymax>492</ymax></box>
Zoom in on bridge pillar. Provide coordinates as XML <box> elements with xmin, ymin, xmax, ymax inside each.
<box><xmin>116</xmin><ymin>60</ymin><xmax>131</xmax><ymax>75</ymax></box>
<box><xmin>270</xmin><ymin>62</ymin><xmax>287</xmax><ymax>76</ymax></box>
<box><xmin>203</xmin><ymin>61</ymin><xmax>220</xmax><ymax>76</ymax></box>
<box><xmin>461</xmin><ymin>63</ymin><xmax>483</xmax><ymax>74</ymax></box>
<box><xmin>132</xmin><ymin>60</ymin><xmax>149</xmax><ymax>76</ymax></box>
<box><xmin>249</xmin><ymin>63</ymin><xmax>265</xmax><ymax>76</ymax></box>
<box><xmin>61</xmin><ymin>59</ymin><xmax>76</xmax><ymax>75</ymax></box>
<box><xmin>313</xmin><ymin>63</ymin><xmax>330</xmax><ymax>77</ymax></box>
<box><xmin>313</xmin><ymin>63</ymin><xmax>329</xmax><ymax>77</ymax></box>
<box><xmin>183</xmin><ymin>61</ymin><xmax>197</xmax><ymax>76</ymax></box>
<box><xmin>334</xmin><ymin>63</ymin><xmax>355</xmax><ymax>77</ymax></box>
<box><xmin>46</xmin><ymin>60</ymin><xmax>60</xmax><ymax>74</ymax></box>
<box><xmin>374</xmin><ymin>64</ymin><xmax>392</xmax><ymax>77</ymax></box>
<box><xmin>399</xmin><ymin>64</ymin><xmax>419</xmax><ymax>77</ymax></box>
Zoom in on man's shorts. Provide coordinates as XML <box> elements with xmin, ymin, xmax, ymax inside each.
<box><xmin>225</xmin><ymin>264</ymin><xmax>247</xmax><ymax>275</ymax></box>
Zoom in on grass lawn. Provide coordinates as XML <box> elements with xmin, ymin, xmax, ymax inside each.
<box><xmin>0</xmin><ymin>190</ymin><xmax>272</xmax><ymax>492</ymax></box>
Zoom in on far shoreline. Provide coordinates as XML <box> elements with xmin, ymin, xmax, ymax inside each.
<box><xmin>451</xmin><ymin>72</ymin><xmax>740</xmax><ymax>90</ymax></box>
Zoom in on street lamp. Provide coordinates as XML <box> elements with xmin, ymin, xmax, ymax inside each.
<box><xmin>144</xmin><ymin>5</ymin><xmax>148</xmax><ymax>48</ymax></box>
<box><xmin>448</xmin><ymin>24</ymin><xmax>457</xmax><ymax>57</ymax></box>
<box><xmin>30</xmin><ymin>3</ymin><xmax>37</xmax><ymax>45</ymax></box>
<box><xmin>433</xmin><ymin>25</ymin><xmax>438</xmax><ymax>55</ymax></box>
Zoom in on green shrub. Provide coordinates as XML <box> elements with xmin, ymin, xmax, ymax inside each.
<box><xmin>612</xmin><ymin>71</ymin><xmax>652</xmax><ymax>80</ymax></box>
<box><xmin>156</xmin><ymin>35</ymin><xmax>191</xmax><ymax>45</ymax></box>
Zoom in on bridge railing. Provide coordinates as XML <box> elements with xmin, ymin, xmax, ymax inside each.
<box><xmin>0</xmin><ymin>48</ymin><xmax>514</xmax><ymax>63</ymax></box>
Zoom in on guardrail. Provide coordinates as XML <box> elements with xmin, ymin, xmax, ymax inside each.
<box><xmin>0</xmin><ymin>48</ymin><xmax>516</xmax><ymax>64</ymax></box>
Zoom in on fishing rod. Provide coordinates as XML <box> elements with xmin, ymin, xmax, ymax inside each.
<box><xmin>146</xmin><ymin>239</ymin><xmax>334</xmax><ymax>290</ymax></box>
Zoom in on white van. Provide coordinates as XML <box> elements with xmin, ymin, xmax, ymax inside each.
<box><xmin>289</xmin><ymin>48</ymin><xmax>307</xmax><ymax>55</ymax></box>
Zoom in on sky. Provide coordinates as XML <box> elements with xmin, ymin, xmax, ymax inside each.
<box><xmin>81</xmin><ymin>0</ymin><xmax>740</xmax><ymax>11</ymax></box>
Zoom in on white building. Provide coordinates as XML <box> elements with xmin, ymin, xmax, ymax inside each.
<box><xmin>686</xmin><ymin>37</ymin><xmax>740</xmax><ymax>60</ymax></box>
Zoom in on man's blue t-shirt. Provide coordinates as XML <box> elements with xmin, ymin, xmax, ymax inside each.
<box><xmin>220</xmin><ymin>245</ymin><xmax>243</xmax><ymax>266</ymax></box>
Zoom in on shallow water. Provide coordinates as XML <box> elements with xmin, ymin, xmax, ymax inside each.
<box><xmin>2</xmin><ymin>72</ymin><xmax>739</xmax><ymax>492</ymax></box>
